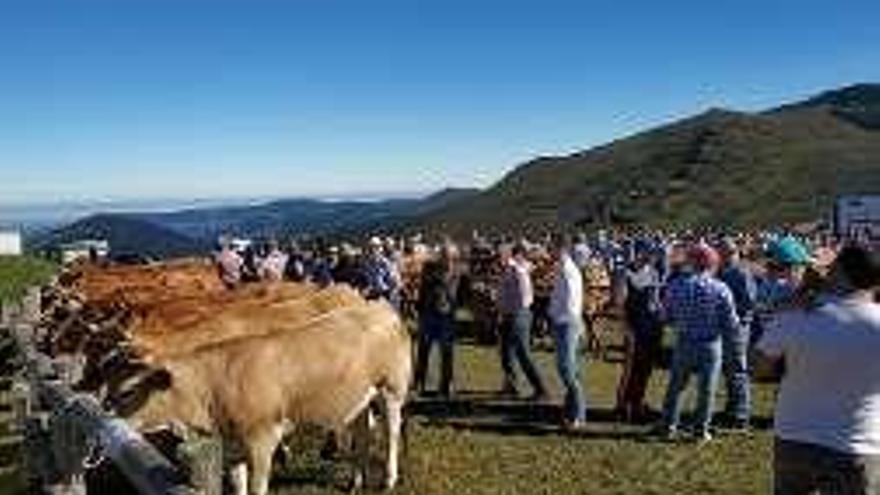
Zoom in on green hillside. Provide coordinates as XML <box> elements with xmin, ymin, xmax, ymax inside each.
<box><xmin>424</xmin><ymin>84</ymin><xmax>880</xmax><ymax>234</ymax></box>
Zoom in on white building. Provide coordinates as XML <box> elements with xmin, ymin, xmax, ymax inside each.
<box><xmin>834</xmin><ymin>195</ymin><xmax>880</xmax><ymax>242</ymax></box>
<box><xmin>59</xmin><ymin>239</ymin><xmax>110</xmax><ymax>264</ymax></box>
<box><xmin>0</xmin><ymin>230</ymin><xmax>23</xmax><ymax>256</ymax></box>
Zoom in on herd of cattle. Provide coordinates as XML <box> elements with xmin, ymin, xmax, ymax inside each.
<box><xmin>34</xmin><ymin>259</ymin><xmax>412</xmax><ymax>495</ymax></box>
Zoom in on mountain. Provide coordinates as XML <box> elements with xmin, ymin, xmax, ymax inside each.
<box><xmin>777</xmin><ymin>83</ymin><xmax>880</xmax><ymax>129</ymax></box>
<box><xmin>140</xmin><ymin>198</ymin><xmax>421</xmax><ymax>241</ymax></box>
<box><xmin>33</xmin><ymin>191</ymin><xmax>476</xmax><ymax>258</ymax></box>
<box><xmin>409</xmin><ymin>188</ymin><xmax>481</xmax><ymax>216</ymax></box>
<box><xmin>423</xmin><ymin>84</ymin><xmax>880</xmax><ymax>233</ymax></box>
<box><xmin>32</xmin><ymin>214</ymin><xmax>206</xmax><ymax>258</ymax></box>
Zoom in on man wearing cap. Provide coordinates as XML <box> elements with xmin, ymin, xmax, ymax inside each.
<box><xmin>362</xmin><ymin>236</ymin><xmax>402</xmax><ymax>309</ymax></box>
<box><xmin>549</xmin><ymin>234</ymin><xmax>587</xmax><ymax>429</ymax></box>
<box><xmin>756</xmin><ymin>245</ymin><xmax>880</xmax><ymax>494</ymax></box>
<box><xmin>717</xmin><ymin>238</ymin><xmax>758</xmax><ymax>430</ymax></box>
<box><xmin>656</xmin><ymin>243</ymin><xmax>740</xmax><ymax>442</ymax></box>
<box><xmin>754</xmin><ymin>235</ymin><xmax>812</xmax><ymax>344</ymax></box>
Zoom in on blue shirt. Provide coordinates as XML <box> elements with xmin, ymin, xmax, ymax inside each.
<box><xmin>362</xmin><ymin>254</ymin><xmax>399</xmax><ymax>296</ymax></box>
<box><xmin>719</xmin><ymin>262</ymin><xmax>757</xmax><ymax>326</ymax></box>
<box><xmin>664</xmin><ymin>272</ymin><xmax>740</xmax><ymax>343</ymax></box>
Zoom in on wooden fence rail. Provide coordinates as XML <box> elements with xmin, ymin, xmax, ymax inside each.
<box><xmin>2</xmin><ymin>287</ymin><xmax>220</xmax><ymax>495</ymax></box>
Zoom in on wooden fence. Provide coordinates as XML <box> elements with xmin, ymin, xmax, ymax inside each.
<box><xmin>1</xmin><ymin>288</ymin><xmax>222</xmax><ymax>495</ymax></box>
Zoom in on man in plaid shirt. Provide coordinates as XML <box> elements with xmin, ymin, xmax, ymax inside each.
<box><xmin>656</xmin><ymin>243</ymin><xmax>740</xmax><ymax>442</ymax></box>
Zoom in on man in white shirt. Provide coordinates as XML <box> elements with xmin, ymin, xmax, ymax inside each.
<box><xmin>258</xmin><ymin>240</ymin><xmax>289</xmax><ymax>282</ymax></box>
<box><xmin>571</xmin><ymin>233</ymin><xmax>592</xmax><ymax>269</ymax></box>
<box><xmin>497</xmin><ymin>243</ymin><xmax>547</xmax><ymax>399</ymax></box>
<box><xmin>756</xmin><ymin>245</ymin><xmax>880</xmax><ymax>494</ymax></box>
<box><xmin>549</xmin><ymin>234</ymin><xmax>586</xmax><ymax>429</ymax></box>
<box><xmin>215</xmin><ymin>240</ymin><xmax>243</xmax><ymax>289</ymax></box>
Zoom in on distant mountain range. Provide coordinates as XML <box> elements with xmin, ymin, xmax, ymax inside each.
<box><xmin>32</xmin><ymin>188</ymin><xmax>479</xmax><ymax>257</ymax></box>
<box><xmin>33</xmin><ymin>83</ymin><xmax>880</xmax><ymax>257</ymax></box>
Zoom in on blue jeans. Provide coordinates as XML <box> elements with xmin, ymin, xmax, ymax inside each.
<box><xmin>414</xmin><ymin>311</ymin><xmax>455</xmax><ymax>395</ymax></box>
<box><xmin>662</xmin><ymin>338</ymin><xmax>722</xmax><ymax>434</ymax></box>
<box><xmin>723</xmin><ymin>323</ymin><xmax>751</xmax><ymax>423</ymax></box>
<box><xmin>553</xmin><ymin>320</ymin><xmax>586</xmax><ymax>423</ymax></box>
<box><xmin>500</xmin><ymin>309</ymin><xmax>546</xmax><ymax>395</ymax></box>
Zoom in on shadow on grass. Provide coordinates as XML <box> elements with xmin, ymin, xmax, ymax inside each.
<box><xmin>409</xmin><ymin>390</ymin><xmax>773</xmax><ymax>438</ymax></box>
<box><xmin>408</xmin><ymin>391</ymin><xmax>649</xmax><ymax>441</ymax></box>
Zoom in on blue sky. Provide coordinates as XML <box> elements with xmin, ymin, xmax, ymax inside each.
<box><xmin>1</xmin><ymin>0</ymin><xmax>878</xmax><ymax>206</ymax></box>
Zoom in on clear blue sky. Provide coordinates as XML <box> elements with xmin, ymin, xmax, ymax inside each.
<box><xmin>1</xmin><ymin>0</ymin><xmax>878</xmax><ymax>206</ymax></box>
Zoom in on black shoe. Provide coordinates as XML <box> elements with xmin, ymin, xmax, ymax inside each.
<box><xmin>528</xmin><ymin>390</ymin><xmax>551</xmax><ymax>403</ymax></box>
<box><xmin>725</xmin><ymin>420</ymin><xmax>751</xmax><ymax>433</ymax></box>
<box><xmin>498</xmin><ymin>383</ymin><xmax>519</xmax><ymax>398</ymax></box>
<box><xmin>646</xmin><ymin>423</ymin><xmax>678</xmax><ymax>442</ymax></box>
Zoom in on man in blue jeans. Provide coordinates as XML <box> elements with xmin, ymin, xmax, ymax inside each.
<box><xmin>717</xmin><ymin>238</ymin><xmax>757</xmax><ymax>430</ymax></box>
<box><xmin>657</xmin><ymin>243</ymin><xmax>740</xmax><ymax>443</ymax></box>
<box><xmin>549</xmin><ymin>234</ymin><xmax>587</xmax><ymax>430</ymax></box>
<box><xmin>497</xmin><ymin>243</ymin><xmax>548</xmax><ymax>399</ymax></box>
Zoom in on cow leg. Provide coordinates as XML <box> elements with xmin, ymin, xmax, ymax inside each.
<box><xmin>383</xmin><ymin>392</ymin><xmax>404</xmax><ymax>490</ymax></box>
<box><xmin>230</xmin><ymin>462</ymin><xmax>248</xmax><ymax>495</ymax></box>
<box><xmin>245</xmin><ymin>425</ymin><xmax>284</xmax><ymax>495</ymax></box>
<box><xmin>351</xmin><ymin>408</ymin><xmax>372</xmax><ymax>490</ymax></box>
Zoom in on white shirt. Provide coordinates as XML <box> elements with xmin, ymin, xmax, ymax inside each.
<box><xmin>758</xmin><ymin>295</ymin><xmax>880</xmax><ymax>455</ymax></box>
<box><xmin>549</xmin><ymin>252</ymin><xmax>584</xmax><ymax>325</ymax></box>
<box><xmin>258</xmin><ymin>250</ymin><xmax>289</xmax><ymax>282</ymax></box>
<box><xmin>571</xmin><ymin>242</ymin><xmax>592</xmax><ymax>269</ymax></box>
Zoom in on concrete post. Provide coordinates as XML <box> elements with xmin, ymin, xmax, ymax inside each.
<box><xmin>178</xmin><ymin>435</ymin><xmax>223</xmax><ymax>495</ymax></box>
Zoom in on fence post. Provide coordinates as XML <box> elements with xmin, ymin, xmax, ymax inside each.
<box><xmin>178</xmin><ymin>435</ymin><xmax>223</xmax><ymax>495</ymax></box>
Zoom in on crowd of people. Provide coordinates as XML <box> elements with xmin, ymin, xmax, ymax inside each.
<box><xmin>212</xmin><ymin>228</ymin><xmax>879</xmax><ymax>495</ymax></box>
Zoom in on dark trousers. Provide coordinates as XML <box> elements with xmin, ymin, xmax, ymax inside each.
<box><xmin>775</xmin><ymin>438</ymin><xmax>880</xmax><ymax>495</ymax></box>
<box><xmin>499</xmin><ymin>309</ymin><xmax>546</xmax><ymax>395</ymax></box>
<box><xmin>616</xmin><ymin>319</ymin><xmax>662</xmax><ymax>418</ymax></box>
<box><xmin>722</xmin><ymin>322</ymin><xmax>751</xmax><ymax>423</ymax></box>
<box><xmin>414</xmin><ymin>311</ymin><xmax>455</xmax><ymax>395</ymax></box>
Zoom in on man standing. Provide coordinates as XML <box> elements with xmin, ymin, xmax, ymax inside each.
<box><xmin>657</xmin><ymin>244</ymin><xmax>739</xmax><ymax>443</ymax></box>
<box><xmin>362</xmin><ymin>236</ymin><xmax>402</xmax><ymax>309</ymax></box>
<box><xmin>717</xmin><ymin>238</ymin><xmax>757</xmax><ymax>430</ymax></box>
<box><xmin>571</xmin><ymin>233</ymin><xmax>592</xmax><ymax>269</ymax></box>
<box><xmin>258</xmin><ymin>240</ymin><xmax>289</xmax><ymax>282</ymax></box>
<box><xmin>615</xmin><ymin>241</ymin><xmax>664</xmax><ymax>423</ymax></box>
<box><xmin>757</xmin><ymin>245</ymin><xmax>880</xmax><ymax>495</ymax></box>
<box><xmin>753</xmin><ymin>235</ymin><xmax>812</xmax><ymax>344</ymax></box>
<box><xmin>497</xmin><ymin>243</ymin><xmax>548</xmax><ymax>400</ymax></box>
<box><xmin>414</xmin><ymin>242</ymin><xmax>462</xmax><ymax>398</ymax></box>
<box><xmin>215</xmin><ymin>239</ymin><xmax>243</xmax><ymax>289</ymax></box>
<box><xmin>549</xmin><ymin>234</ymin><xmax>587</xmax><ymax>429</ymax></box>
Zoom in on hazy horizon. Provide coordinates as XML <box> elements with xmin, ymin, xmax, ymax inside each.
<box><xmin>0</xmin><ymin>189</ymin><xmax>438</xmax><ymax>228</ymax></box>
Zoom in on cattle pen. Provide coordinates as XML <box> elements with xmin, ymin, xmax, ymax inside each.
<box><xmin>1</xmin><ymin>287</ymin><xmax>222</xmax><ymax>495</ymax></box>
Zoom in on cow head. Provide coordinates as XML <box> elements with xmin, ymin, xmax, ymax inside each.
<box><xmin>102</xmin><ymin>361</ymin><xmax>173</xmax><ymax>421</ymax></box>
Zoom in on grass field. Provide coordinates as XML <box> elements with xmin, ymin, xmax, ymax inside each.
<box><xmin>0</xmin><ymin>256</ymin><xmax>55</xmax><ymax>305</ymax></box>
<box><xmin>270</xmin><ymin>342</ymin><xmax>776</xmax><ymax>495</ymax></box>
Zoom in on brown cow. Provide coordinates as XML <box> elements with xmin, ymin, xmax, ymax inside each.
<box><xmin>108</xmin><ymin>301</ymin><xmax>411</xmax><ymax>495</ymax></box>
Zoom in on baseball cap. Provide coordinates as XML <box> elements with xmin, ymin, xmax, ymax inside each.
<box><xmin>766</xmin><ymin>236</ymin><xmax>811</xmax><ymax>266</ymax></box>
<box><xmin>689</xmin><ymin>243</ymin><xmax>721</xmax><ymax>270</ymax></box>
